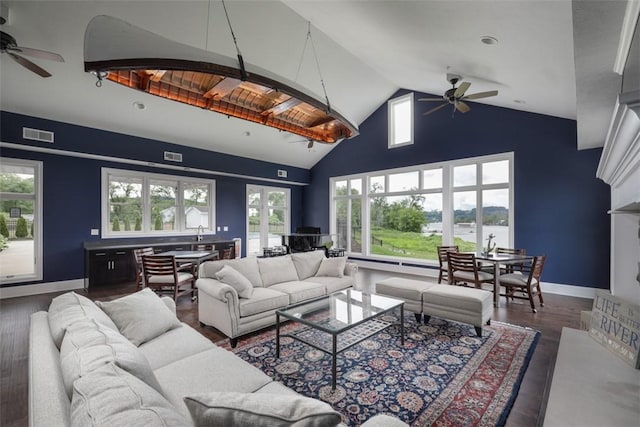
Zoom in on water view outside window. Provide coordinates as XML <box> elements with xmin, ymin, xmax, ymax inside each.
<box><xmin>0</xmin><ymin>160</ymin><xmax>41</xmax><ymax>282</ymax></box>
<box><xmin>331</xmin><ymin>154</ymin><xmax>513</xmax><ymax>262</ymax></box>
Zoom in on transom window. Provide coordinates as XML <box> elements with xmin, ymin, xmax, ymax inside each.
<box><xmin>388</xmin><ymin>93</ymin><xmax>414</xmax><ymax>148</ymax></box>
<box><xmin>330</xmin><ymin>153</ymin><xmax>513</xmax><ymax>263</ymax></box>
<box><xmin>102</xmin><ymin>168</ymin><xmax>215</xmax><ymax>237</ymax></box>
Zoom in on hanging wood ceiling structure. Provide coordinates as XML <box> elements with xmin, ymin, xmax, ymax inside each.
<box><xmin>84</xmin><ymin>15</ymin><xmax>358</xmax><ymax>144</ymax></box>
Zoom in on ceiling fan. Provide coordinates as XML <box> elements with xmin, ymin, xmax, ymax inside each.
<box><xmin>419</xmin><ymin>73</ymin><xmax>498</xmax><ymax>116</ymax></box>
<box><xmin>1</xmin><ymin>30</ymin><xmax>64</xmax><ymax>78</ymax></box>
<box><xmin>287</xmin><ymin>138</ymin><xmax>317</xmax><ymax>149</ymax></box>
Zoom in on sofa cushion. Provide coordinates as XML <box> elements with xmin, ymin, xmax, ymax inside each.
<box><xmin>238</xmin><ymin>287</ymin><xmax>290</xmax><ymax>317</ymax></box>
<box><xmin>139</xmin><ymin>324</ymin><xmax>213</xmax><ymax>370</ymax></box>
<box><xmin>183</xmin><ymin>392</ymin><xmax>342</xmax><ymax>427</ymax></box>
<box><xmin>215</xmin><ymin>264</ymin><xmax>253</xmax><ymax>298</ymax></box>
<box><xmin>291</xmin><ymin>250</ymin><xmax>325</xmax><ymax>280</ymax></box>
<box><xmin>269</xmin><ymin>281</ymin><xmax>326</xmax><ymax>304</ymax></box>
<box><xmin>303</xmin><ymin>276</ymin><xmax>353</xmax><ymax>294</ymax></box>
<box><xmin>96</xmin><ymin>288</ymin><xmax>181</xmax><ymax>346</ymax></box>
<box><xmin>48</xmin><ymin>292</ymin><xmax>118</xmax><ymax>349</ymax></box>
<box><xmin>153</xmin><ymin>347</ymin><xmax>274</xmax><ymax>419</ymax></box>
<box><xmin>257</xmin><ymin>255</ymin><xmax>299</xmax><ymax>287</ymax></box>
<box><xmin>227</xmin><ymin>257</ymin><xmax>264</xmax><ymax>288</ymax></box>
<box><xmin>316</xmin><ymin>257</ymin><xmax>347</xmax><ymax>278</ymax></box>
<box><xmin>70</xmin><ymin>363</ymin><xmax>190</xmax><ymax>427</ymax></box>
<box><xmin>60</xmin><ymin>319</ymin><xmax>163</xmax><ymax>399</ymax></box>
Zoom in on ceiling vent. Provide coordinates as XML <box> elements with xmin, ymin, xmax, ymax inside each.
<box><xmin>164</xmin><ymin>151</ymin><xmax>182</xmax><ymax>162</ymax></box>
<box><xmin>23</xmin><ymin>127</ymin><xmax>54</xmax><ymax>143</ymax></box>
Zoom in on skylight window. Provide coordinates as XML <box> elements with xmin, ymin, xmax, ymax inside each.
<box><xmin>388</xmin><ymin>93</ymin><xmax>414</xmax><ymax>148</ymax></box>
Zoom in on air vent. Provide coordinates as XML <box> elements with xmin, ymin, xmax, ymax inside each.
<box><xmin>23</xmin><ymin>127</ymin><xmax>54</xmax><ymax>143</ymax></box>
<box><xmin>277</xmin><ymin>169</ymin><xmax>288</xmax><ymax>178</ymax></box>
<box><xmin>164</xmin><ymin>151</ymin><xmax>182</xmax><ymax>162</ymax></box>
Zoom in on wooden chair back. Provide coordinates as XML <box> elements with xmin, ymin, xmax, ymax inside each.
<box><xmin>447</xmin><ymin>251</ymin><xmax>495</xmax><ymax>289</ymax></box>
<box><xmin>436</xmin><ymin>245</ymin><xmax>458</xmax><ymax>283</ymax></box>
<box><xmin>132</xmin><ymin>247</ymin><xmax>154</xmax><ymax>290</ymax></box>
<box><xmin>222</xmin><ymin>248</ymin><xmax>232</xmax><ymax>259</ymax></box>
<box><xmin>500</xmin><ymin>255</ymin><xmax>546</xmax><ymax>312</ymax></box>
<box><xmin>496</xmin><ymin>247</ymin><xmax>526</xmax><ymax>272</ymax></box>
<box><xmin>142</xmin><ymin>255</ymin><xmax>195</xmax><ymax>301</ymax></box>
<box><xmin>447</xmin><ymin>251</ymin><xmax>478</xmax><ymax>273</ymax></box>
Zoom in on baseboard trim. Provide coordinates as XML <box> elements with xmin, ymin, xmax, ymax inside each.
<box><xmin>0</xmin><ymin>279</ymin><xmax>84</xmax><ymax>299</ymax></box>
<box><xmin>539</xmin><ymin>282</ymin><xmax>599</xmax><ymax>299</ymax></box>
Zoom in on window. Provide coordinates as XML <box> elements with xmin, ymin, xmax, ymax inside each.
<box><xmin>388</xmin><ymin>93</ymin><xmax>413</xmax><ymax>148</ymax></box>
<box><xmin>0</xmin><ymin>158</ymin><xmax>43</xmax><ymax>284</ymax></box>
<box><xmin>330</xmin><ymin>153</ymin><xmax>513</xmax><ymax>264</ymax></box>
<box><xmin>247</xmin><ymin>185</ymin><xmax>290</xmax><ymax>256</ymax></box>
<box><xmin>102</xmin><ymin>168</ymin><xmax>214</xmax><ymax>237</ymax></box>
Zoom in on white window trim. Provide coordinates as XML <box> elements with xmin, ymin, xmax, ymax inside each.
<box><xmin>388</xmin><ymin>92</ymin><xmax>414</xmax><ymax>149</ymax></box>
<box><xmin>330</xmin><ymin>152</ymin><xmax>514</xmax><ymax>265</ymax></box>
<box><xmin>101</xmin><ymin>167</ymin><xmax>216</xmax><ymax>238</ymax></box>
<box><xmin>0</xmin><ymin>158</ymin><xmax>43</xmax><ymax>284</ymax></box>
<box><xmin>246</xmin><ymin>184</ymin><xmax>291</xmax><ymax>256</ymax></box>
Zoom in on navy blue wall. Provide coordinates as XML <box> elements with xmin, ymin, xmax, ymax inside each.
<box><xmin>304</xmin><ymin>90</ymin><xmax>611</xmax><ymax>289</ymax></box>
<box><xmin>0</xmin><ymin>112</ymin><xmax>306</xmax><ymax>287</ymax></box>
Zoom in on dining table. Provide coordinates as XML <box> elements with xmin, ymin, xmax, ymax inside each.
<box><xmin>475</xmin><ymin>252</ymin><xmax>533</xmax><ymax>307</ymax></box>
<box><xmin>154</xmin><ymin>250</ymin><xmax>219</xmax><ymax>278</ymax></box>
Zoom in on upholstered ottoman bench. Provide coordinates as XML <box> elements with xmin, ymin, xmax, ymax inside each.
<box><xmin>375</xmin><ymin>277</ymin><xmax>437</xmax><ymax>322</ymax></box>
<box><xmin>422</xmin><ymin>285</ymin><xmax>493</xmax><ymax>336</ymax></box>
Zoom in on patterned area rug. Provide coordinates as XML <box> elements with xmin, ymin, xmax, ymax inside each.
<box><xmin>219</xmin><ymin>314</ymin><xmax>539</xmax><ymax>427</ymax></box>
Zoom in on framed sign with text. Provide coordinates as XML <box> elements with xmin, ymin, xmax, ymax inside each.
<box><xmin>589</xmin><ymin>290</ymin><xmax>640</xmax><ymax>369</ymax></box>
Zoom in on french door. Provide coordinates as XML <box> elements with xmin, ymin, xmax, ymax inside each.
<box><xmin>246</xmin><ymin>185</ymin><xmax>290</xmax><ymax>256</ymax></box>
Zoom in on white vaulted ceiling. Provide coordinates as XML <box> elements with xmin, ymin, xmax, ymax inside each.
<box><xmin>0</xmin><ymin>1</ymin><xmax>634</xmax><ymax>168</ymax></box>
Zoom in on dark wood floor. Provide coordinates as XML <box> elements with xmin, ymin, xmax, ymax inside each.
<box><xmin>0</xmin><ymin>271</ymin><xmax>593</xmax><ymax>427</ymax></box>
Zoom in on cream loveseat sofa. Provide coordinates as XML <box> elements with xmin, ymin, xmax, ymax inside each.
<box><xmin>196</xmin><ymin>251</ymin><xmax>358</xmax><ymax>346</ymax></box>
<box><xmin>29</xmin><ymin>288</ymin><xmax>407</xmax><ymax>427</ymax></box>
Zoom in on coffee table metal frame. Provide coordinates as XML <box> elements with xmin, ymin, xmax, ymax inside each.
<box><xmin>276</xmin><ymin>289</ymin><xmax>404</xmax><ymax>389</ymax></box>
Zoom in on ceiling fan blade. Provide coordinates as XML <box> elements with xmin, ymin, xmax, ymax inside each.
<box><xmin>456</xmin><ymin>101</ymin><xmax>471</xmax><ymax>113</ymax></box>
<box><xmin>454</xmin><ymin>81</ymin><xmax>471</xmax><ymax>98</ymax></box>
<box><xmin>463</xmin><ymin>90</ymin><xmax>498</xmax><ymax>100</ymax></box>
<box><xmin>423</xmin><ymin>102</ymin><xmax>448</xmax><ymax>116</ymax></box>
<box><xmin>7</xmin><ymin>52</ymin><xmax>51</xmax><ymax>77</ymax></box>
<box><xmin>8</xmin><ymin>45</ymin><xmax>64</xmax><ymax>62</ymax></box>
<box><xmin>418</xmin><ymin>97</ymin><xmax>444</xmax><ymax>102</ymax></box>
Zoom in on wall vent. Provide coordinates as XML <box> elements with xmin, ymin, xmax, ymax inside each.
<box><xmin>277</xmin><ymin>169</ymin><xmax>288</xmax><ymax>178</ymax></box>
<box><xmin>23</xmin><ymin>127</ymin><xmax>54</xmax><ymax>143</ymax></box>
<box><xmin>164</xmin><ymin>151</ymin><xmax>183</xmax><ymax>162</ymax></box>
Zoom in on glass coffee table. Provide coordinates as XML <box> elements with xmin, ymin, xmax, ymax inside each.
<box><xmin>276</xmin><ymin>289</ymin><xmax>404</xmax><ymax>389</ymax></box>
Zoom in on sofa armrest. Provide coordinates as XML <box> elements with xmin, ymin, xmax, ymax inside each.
<box><xmin>196</xmin><ymin>277</ymin><xmax>238</xmax><ymax>304</ymax></box>
<box><xmin>344</xmin><ymin>261</ymin><xmax>358</xmax><ymax>277</ymax></box>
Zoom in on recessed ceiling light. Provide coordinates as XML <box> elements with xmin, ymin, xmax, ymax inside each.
<box><xmin>132</xmin><ymin>101</ymin><xmax>146</xmax><ymax>110</ymax></box>
<box><xmin>243</xmin><ymin>131</ymin><xmax>251</xmax><ymax>137</ymax></box>
<box><xmin>481</xmin><ymin>36</ymin><xmax>498</xmax><ymax>45</ymax></box>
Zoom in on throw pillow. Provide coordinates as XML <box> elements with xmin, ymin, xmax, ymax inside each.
<box><xmin>96</xmin><ymin>288</ymin><xmax>181</xmax><ymax>346</ymax></box>
<box><xmin>215</xmin><ymin>264</ymin><xmax>253</xmax><ymax>298</ymax></box>
<box><xmin>48</xmin><ymin>292</ymin><xmax>118</xmax><ymax>349</ymax></box>
<box><xmin>315</xmin><ymin>257</ymin><xmax>347</xmax><ymax>278</ymax></box>
<box><xmin>60</xmin><ymin>319</ymin><xmax>163</xmax><ymax>399</ymax></box>
<box><xmin>291</xmin><ymin>250</ymin><xmax>325</xmax><ymax>280</ymax></box>
<box><xmin>227</xmin><ymin>257</ymin><xmax>264</xmax><ymax>287</ymax></box>
<box><xmin>183</xmin><ymin>392</ymin><xmax>342</xmax><ymax>427</ymax></box>
<box><xmin>257</xmin><ymin>255</ymin><xmax>300</xmax><ymax>287</ymax></box>
<box><xmin>71</xmin><ymin>363</ymin><xmax>190</xmax><ymax>427</ymax></box>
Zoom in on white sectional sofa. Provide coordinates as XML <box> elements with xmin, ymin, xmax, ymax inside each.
<box><xmin>196</xmin><ymin>251</ymin><xmax>358</xmax><ymax>346</ymax></box>
<box><xmin>29</xmin><ymin>288</ymin><xmax>407</xmax><ymax>427</ymax></box>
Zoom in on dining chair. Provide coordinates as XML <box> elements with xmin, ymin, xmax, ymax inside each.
<box><xmin>499</xmin><ymin>255</ymin><xmax>546</xmax><ymax>312</ymax></box>
<box><xmin>496</xmin><ymin>247</ymin><xmax>527</xmax><ymax>273</ymax></box>
<box><xmin>437</xmin><ymin>245</ymin><xmax>459</xmax><ymax>283</ymax></box>
<box><xmin>447</xmin><ymin>251</ymin><xmax>495</xmax><ymax>290</ymax></box>
<box><xmin>193</xmin><ymin>243</ymin><xmax>220</xmax><ymax>260</ymax></box>
<box><xmin>222</xmin><ymin>248</ymin><xmax>232</xmax><ymax>260</ymax></box>
<box><xmin>141</xmin><ymin>255</ymin><xmax>196</xmax><ymax>301</ymax></box>
<box><xmin>132</xmin><ymin>247</ymin><xmax>155</xmax><ymax>290</ymax></box>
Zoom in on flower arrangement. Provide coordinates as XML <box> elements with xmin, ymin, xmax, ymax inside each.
<box><xmin>485</xmin><ymin>233</ymin><xmax>496</xmax><ymax>255</ymax></box>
